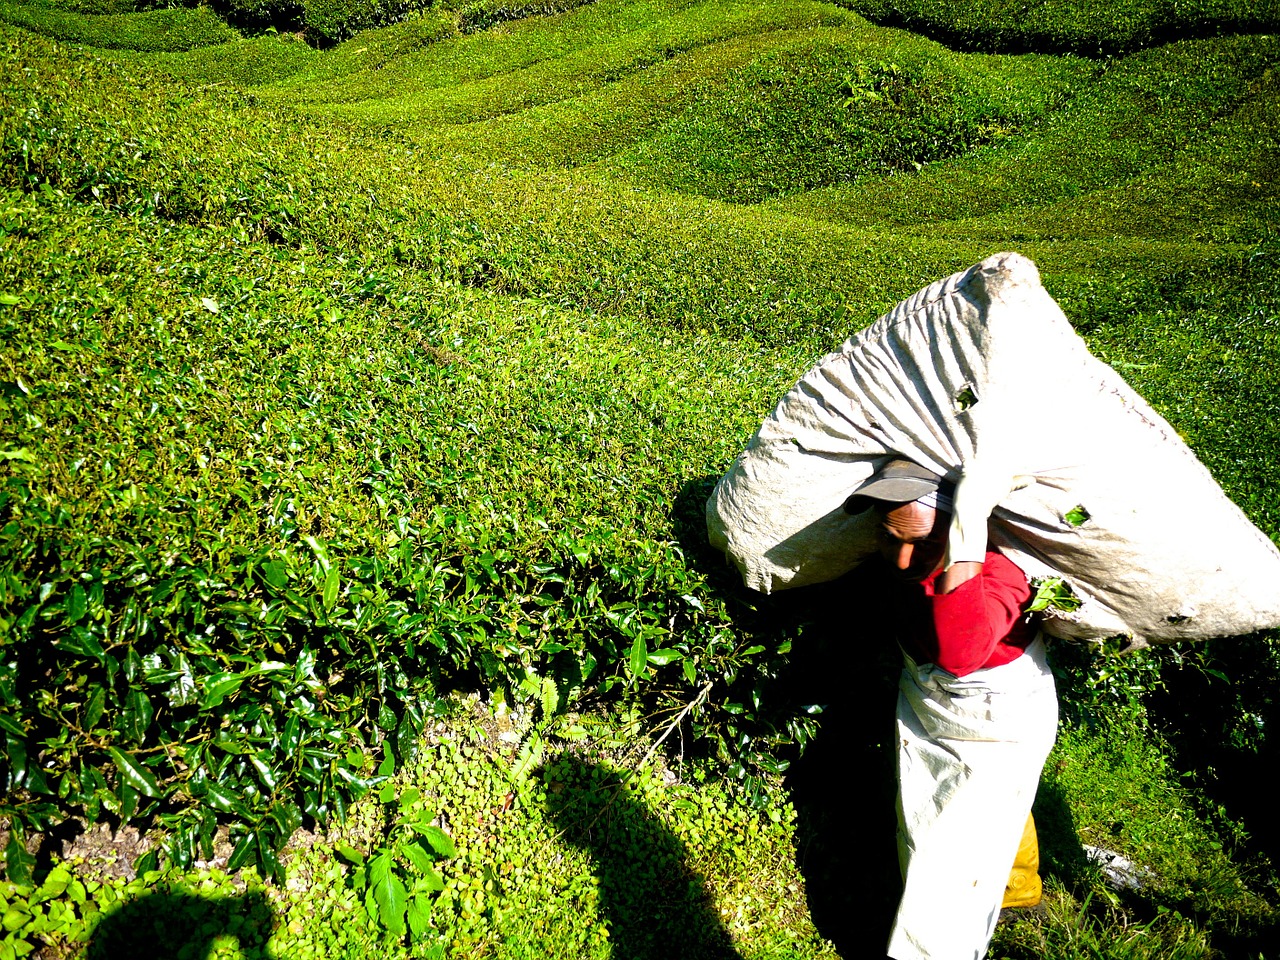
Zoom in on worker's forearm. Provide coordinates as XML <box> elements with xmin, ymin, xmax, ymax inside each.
<box><xmin>937</xmin><ymin>560</ymin><xmax>983</xmax><ymax>594</ymax></box>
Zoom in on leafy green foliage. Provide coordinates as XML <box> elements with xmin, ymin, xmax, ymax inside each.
<box><xmin>217</xmin><ymin>0</ymin><xmax>303</xmax><ymax>33</ymax></box>
<box><xmin>0</xmin><ymin>33</ymin><xmax>814</xmax><ymax>876</ymax></box>
<box><xmin>1028</xmin><ymin>576</ymin><xmax>1084</xmax><ymax>614</ymax></box>
<box><xmin>454</xmin><ymin>0</ymin><xmax>597</xmax><ymax>33</ymax></box>
<box><xmin>2</xmin><ymin>709</ymin><xmax>836</xmax><ymax>958</ymax></box>
<box><xmin>299</xmin><ymin>0</ymin><xmax>435</xmax><ymax>45</ymax></box>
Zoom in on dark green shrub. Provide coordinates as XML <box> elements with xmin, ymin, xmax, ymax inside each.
<box><xmin>21</xmin><ymin>0</ymin><xmax>139</xmax><ymax>15</ymax></box>
<box><xmin>215</xmin><ymin>0</ymin><xmax>302</xmax><ymax>31</ymax></box>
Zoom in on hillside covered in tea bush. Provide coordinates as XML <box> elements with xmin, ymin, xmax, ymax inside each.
<box><xmin>2</xmin><ymin>0</ymin><xmax>1279</xmax><ymax>955</ymax></box>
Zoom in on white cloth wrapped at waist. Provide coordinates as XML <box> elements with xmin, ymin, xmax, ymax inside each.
<box><xmin>889</xmin><ymin>637</ymin><xmax>1057</xmax><ymax>960</ymax></box>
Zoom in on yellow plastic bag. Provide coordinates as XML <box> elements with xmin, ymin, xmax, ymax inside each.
<box><xmin>1002</xmin><ymin>813</ymin><xmax>1042</xmax><ymax>909</ymax></box>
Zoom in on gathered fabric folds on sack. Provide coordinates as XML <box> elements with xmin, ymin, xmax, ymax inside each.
<box><xmin>706</xmin><ymin>252</ymin><xmax>1280</xmax><ymax>644</ymax></box>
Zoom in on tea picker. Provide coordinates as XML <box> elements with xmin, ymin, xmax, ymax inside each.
<box><xmin>707</xmin><ymin>253</ymin><xmax>1280</xmax><ymax>960</ymax></box>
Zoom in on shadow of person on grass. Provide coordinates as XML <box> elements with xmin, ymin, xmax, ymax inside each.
<box><xmin>87</xmin><ymin>887</ymin><xmax>277</xmax><ymax>960</ymax></box>
<box><xmin>772</xmin><ymin>570</ymin><xmax>905</xmax><ymax>958</ymax></box>
<box><xmin>544</xmin><ymin>758</ymin><xmax>743</xmax><ymax>960</ymax></box>
<box><xmin>671</xmin><ymin>475</ymin><xmax>907</xmax><ymax>954</ymax></box>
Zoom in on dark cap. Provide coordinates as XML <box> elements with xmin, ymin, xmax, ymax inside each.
<box><xmin>843</xmin><ymin>459</ymin><xmax>944</xmax><ymax>515</ymax></box>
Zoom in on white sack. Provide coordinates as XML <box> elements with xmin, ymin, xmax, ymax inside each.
<box><xmin>706</xmin><ymin>252</ymin><xmax>1280</xmax><ymax>643</ymax></box>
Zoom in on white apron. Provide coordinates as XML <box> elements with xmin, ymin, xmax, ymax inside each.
<box><xmin>887</xmin><ymin>637</ymin><xmax>1058</xmax><ymax>960</ymax></box>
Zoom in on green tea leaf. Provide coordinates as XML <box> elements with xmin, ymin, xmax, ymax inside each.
<box><xmin>5</xmin><ymin>829</ymin><xmax>33</xmax><ymax>886</ymax></box>
<box><xmin>107</xmin><ymin>747</ymin><xmax>162</xmax><ymax>798</ymax></box>
<box><xmin>56</xmin><ymin>628</ymin><xmax>105</xmax><ymax>660</ymax></box>
<box><xmin>629</xmin><ymin>636</ymin><xmax>647</xmax><ymax>679</ymax></box>
<box><xmin>83</xmin><ymin>686</ymin><xmax>106</xmax><ymax>730</ymax></box>
<box><xmin>1028</xmin><ymin>576</ymin><xmax>1083</xmax><ymax>613</ymax></box>
<box><xmin>122</xmin><ymin>689</ymin><xmax>154</xmax><ymax>741</ymax></box>
<box><xmin>119</xmin><ymin>782</ymin><xmax>138</xmax><ymax>825</ymax></box>
<box><xmin>227</xmin><ymin>832</ymin><xmax>256</xmax><ymax>872</ymax></box>
<box><xmin>258</xmin><ymin>832</ymin><xmax>283</xmax><ymax>883</ymax></box>
<box><xmin>65</xmin><ymin>584</ymin><xmax>87</xmax><ymax>624</ymax></box>
<box><xmin>201</xmin><ymin>672</ymin><xmax>244</xmax><ymax>709</ymax></box>
<box><xmin>322</xmin><ymin>565</ymin><xmax>340</xmax><ymax>611</ymax></box>
<box><xmin>133</xmin><ymin>849</ymin><xmax>160</xmax><ymax>876</ymax></box>
<box><xmin>260</xmin><ymin>559</ymin><xmax>289</xmax><ymax>590</ymax></box>
<box><xmin>269</xmin><ymin>801</ymin><xmax>303</xmax><ymax>838</ymax></box>
<box><xmin>1064</xmin><ymin>504</ymin><xmax>1092</xmax><ymax>527</ymax></box>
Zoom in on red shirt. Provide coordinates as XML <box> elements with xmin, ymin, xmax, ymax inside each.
<box><xmin>888</xmin><ymin>551</ymin><xmax>1037</xmax><ymax>677</ymax></box>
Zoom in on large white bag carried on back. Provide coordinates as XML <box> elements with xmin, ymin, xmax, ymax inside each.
<box><xmin>706</xmin><ymin>252</ymin><xmax>1280</xmax><ymax>643</ymax></box>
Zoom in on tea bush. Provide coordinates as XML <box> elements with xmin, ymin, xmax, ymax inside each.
<box><xmin>20</xmin><ymin>0</ymin><xmax>139</xmax><ymax>15</ymax></box>
<box><xmin>0</xmin><ymin>1</ymin><xmax>236</xmax><ymax>49</ymax></box>
<box><xmin>455</xmin><ymin>0</ymin><xmax>597</xmax><ymax>33</ymax></box>
<box><xmin>608</xmin><ymin>35</ymin><xmax>1058</xmax><ymax>202</ymax></box>
<box><xmin>0</xmin><ymin>29</ymin><xmax>824</xmax><ymax>870</ymax></box>
<box><xmin>300</xmin><ymin>0</ymin><xmax>598</xmax><ymax>47</ymax></box>
<box><xmin>0</xmin><ymin>182</ymin><xmax>812</xmax><ymax>880</ymax></box>
<box><xmin>836</xmin><ymin>0</ymin><xmax>1279</xmax><ymax>56</ymax></box>
<box><xmin>216</xmin><ymin>0</ymin><xmax>302</xmax><ymax>33</ymax></box>
<box><xmin>300</xmin><ymin>0</ymin><xmax>434</xmax><ymax>44</ymax></box>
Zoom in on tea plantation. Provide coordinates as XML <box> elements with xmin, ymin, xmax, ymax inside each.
<box><xmin>1</xmin><ymin>0</ymin><xmax>1278</xmax><ymax>955</ymax></box>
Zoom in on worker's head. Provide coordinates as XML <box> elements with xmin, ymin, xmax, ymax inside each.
<box><xmin>844</xmin><ymin>459</ymin><xmax>954</xmax><ymax>581</ymax></box>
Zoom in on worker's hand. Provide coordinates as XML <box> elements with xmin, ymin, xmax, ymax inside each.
<box><xmin>937</xmin><ymin>560</ymin><xmax>983</xmax><ymax>594</ymax></box>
